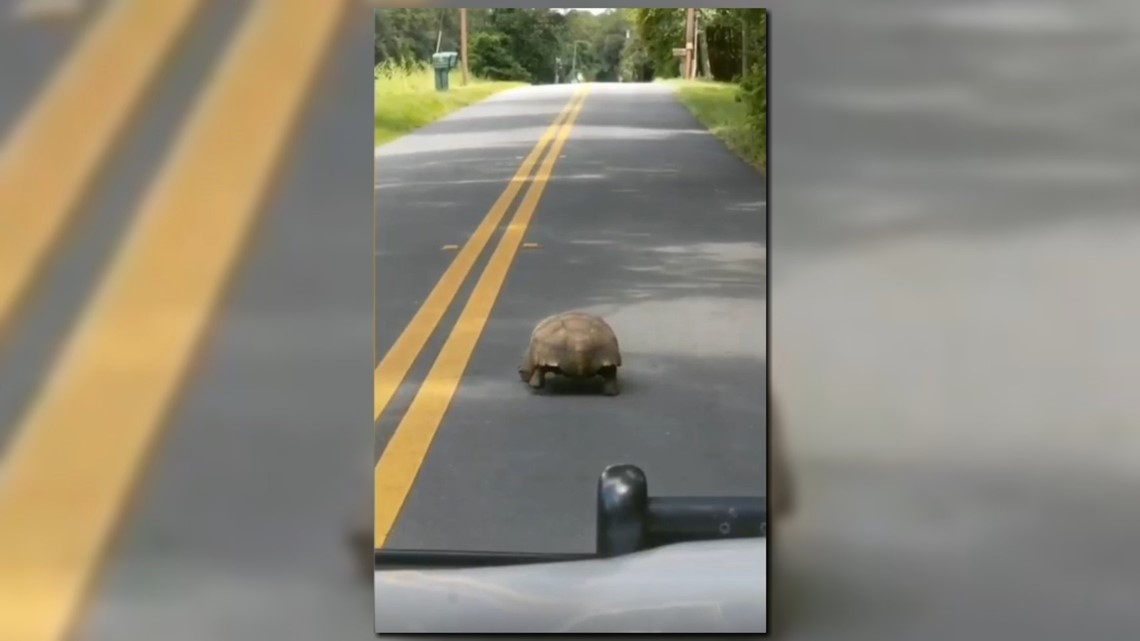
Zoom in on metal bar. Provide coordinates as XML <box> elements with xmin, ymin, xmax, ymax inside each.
<box><xmin>375</xmin><ymin>549</ymin><xmax>596</xmax><ymax>569</ymax></box>
<box><xmin>645</xmin><ymin>496</ymin><xmax>767</xmax><ymax>547</ymax></box>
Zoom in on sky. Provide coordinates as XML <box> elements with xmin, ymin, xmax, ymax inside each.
<box><xmin>553</xmin><ymin>8</ymin><xmax>611</xmax><ymax>15</ymax></box>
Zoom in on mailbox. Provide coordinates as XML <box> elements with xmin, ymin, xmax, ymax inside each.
<box><xmin>431</xmin><ymin>51</ymin><xmax>459</xmax><ymax>91</ymax></box>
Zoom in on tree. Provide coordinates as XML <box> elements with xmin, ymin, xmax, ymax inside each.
<box><xmin>374</xmin><ymin>9</ymin><xmax>447</xmax><ymax>64</ymax></box>
<box><xmin>374</xmin><ymin>8</ymin><xmax>645</xmax><ymax>85</ymax></box>
<box><xmin>469</xmin><ymin>32</ymin><xmax>531</xmax><ymax>82</ymax></box>
<box><xmin>626</xmin><ymin>8</ymin><xmax>761</xmax><ymax>83</ymax></box>
<box><xmin>619</xmin><ymin>25</ymin><xmax>653</xmax><ymax>82</ymax></box>
<box><xmin>737</xmin><ymin>10</ymin><xmax>767</xmax><ymax>152</ymax></box>
<box><xmin>628</xmin><ymin>9</ymin><xmax>686</xmax><ymax>79</ymax></box>
<box><xmin>486</xmin><ymin>9</ymin><xmax>565</xmax><ymax>85</ymax></box>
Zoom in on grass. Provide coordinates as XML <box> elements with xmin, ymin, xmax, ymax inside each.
<box><xmin>661</xmin><ymin>78</ymin><xmax>765</xmax><ymax>172</ymax></box>
<box><xmin>375</xmin><ymin>65</ymin><xmax>527</xmax><ymax>146</ymax></box>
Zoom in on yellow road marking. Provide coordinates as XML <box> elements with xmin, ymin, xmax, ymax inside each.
<box><xmin>0</xmin><ymin>1</ymin><xmax>346</xmax><ymax>639</ymax></box>
<box><xmin>375</xmin><ymin>86</ymin><xmax>592</xmax><ymax>548</ymax></box>
<box><xmin>0</xmin><ymin>0</ymin><xmax>207</xmax><ymax>348</ymax></box>
<box><xmin>374</xmin><ymin>181</ymin><xmax>378</xmax><ymax>367</ymax></box>
<box><xmin>373</xmin><ymin>89</ymin><xmax>586</xmax><ymax>420</ymax></box>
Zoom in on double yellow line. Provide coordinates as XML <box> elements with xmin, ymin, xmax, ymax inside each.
<box><xmin>0</xmin><ymin>2</ymin><xmax>346</xmax><ymax>641</ymax></box>
<box><xmin>0</xmin><ymin>0</ymin><xmax>206</xmax><ymax>349</ymax></box>
<box><xmin>374</xmin><ymin>86</ymin><xmax>591</xmax><ymax>548</ymax></box>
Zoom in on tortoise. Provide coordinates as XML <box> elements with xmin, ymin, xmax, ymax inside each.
<box><xmin>518</xmin><ymin>311</ymin><xmax>622</xmax><ymax>395</ymax></box>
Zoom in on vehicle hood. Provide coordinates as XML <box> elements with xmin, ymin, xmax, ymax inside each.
<box><xmin>373</xmin><ymin>538</ymin><xmax>767</xmax><ymax>634</ymax></box>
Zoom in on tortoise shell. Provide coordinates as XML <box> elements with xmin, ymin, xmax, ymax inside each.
<box><xmin>518</xmin><ymin>312</ymin><xmax>622</xmax><ymax>395</ymax></box>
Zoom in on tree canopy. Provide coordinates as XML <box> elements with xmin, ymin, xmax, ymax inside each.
<box><xmin>375</xmin><ymin>8</ymin><xmax>766</xmax><ymax>152</ymax></box>
<box><xmin>374</xmin><ymin>8</ymin><xmax>766</xmax><ymax>86</ymax></box>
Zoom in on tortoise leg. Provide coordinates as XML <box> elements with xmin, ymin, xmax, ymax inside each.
<box><xmin>528</xmin><ymin>366</ymin><xmax>546</xmax><ymax>390</ymax></box>
<box><xmin>600</xmin><ymin>367</ymin><xmax>620</xmax><ymax>396</ymax></box>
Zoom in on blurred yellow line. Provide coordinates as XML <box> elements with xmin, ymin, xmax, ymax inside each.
<box><xmin>375</xmin><ymin>86</ymin><xmax>591</xmax><ymax>548</ymax></box>
<box><xmin>0</xmin><ymin>0</ymin><xmax>207</xmax><ymax>348</ymax></box>
<box><xmin>0</xmin><ymin>1</ymin><xmax>346</xmax><ymax>640</ymax></box>
<box><xmin>373</xmin><ymin>89</ymin><xmax>585</xmax><ymax>421</ymax></box>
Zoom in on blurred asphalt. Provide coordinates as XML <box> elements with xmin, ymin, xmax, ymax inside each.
<box><xmin>0</xmin><ymin>3</ymin><xmax>375</xmax><ymax>640</ymax></box>
<box><xmin>374</xmin><ymin>82</ymin><xmax>767</xmax><ymax>556</ymax></box>
<box><xmin>769</xmin><ymin>1</ymin><xmax>1140</xmax><ymax>639</ymax></box>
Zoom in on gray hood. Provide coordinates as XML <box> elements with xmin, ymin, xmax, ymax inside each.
<box><xmin>374</xmin><ymin>538</ymin><xmax>767</xmax><ymax>634</ymax></box>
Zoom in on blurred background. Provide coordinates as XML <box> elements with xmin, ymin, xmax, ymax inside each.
<box><xmin>0</xmin><ymin>0</ymin><xmax>1137</xmax><ymax>640</ymax></box>
<box><xmin>769</xmin><ymin>1</ymin><xmax>1140</xmax><ymax>638</ymax></box>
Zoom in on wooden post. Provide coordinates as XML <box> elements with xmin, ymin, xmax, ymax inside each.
<box><xmin>689</xmin><ymin>10</ymin><xmax>700</xmax><ymax>80</ymax></box>
<box><xmin>697</xmin><ymin>12</ymin><xmax>711</xmax><ymax>79</ymax></box>
<box><xmin>689</xmin><ymin>10</ymin><xmax>697</xmax><ymax>80</ymax></box>
<box><xmin>435</xmin><ymin>21</ymin><xmax>443</xmax><ymax>54</ymax></box>
<box><xmin>459</xmin><ymin>8</ymin><xmax>469</xmax><ymax>86</ymax></box>
<box><xmin>684</xmin><ymin>8</ymin><xmax>695</xmax><ymax>80</ymax></box>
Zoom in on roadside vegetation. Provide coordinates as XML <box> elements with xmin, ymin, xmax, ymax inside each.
<box><xmin>667</xmin><ymin>80</ymin><xmax>763</xmax><ymax>171</ymax></box>
<box><xmin>374</xmin><ymin>60</ymin><xmax>524</xmax><ymax>146</ymax></box>
<box><xmin>375</xmin><ymin>8</ymin><xmax>766</xmax><ymax>166</ymax></box>
<box><xmin>632</xmin><ymin>9</ymin><xmax>767</xmax><ymax>171</ymax></box>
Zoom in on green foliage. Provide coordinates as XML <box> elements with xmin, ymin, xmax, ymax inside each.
<box><xmin>673</xmin><ymin>81</ymin><xmax>764</xmax><ymax>170</ymax></box>
<box><xmin>702</xmin><ymin>9</ymin><xmax>746</xmax><ymax>82</ymax></box>
<box><xmin>373</xmin><ymin>8</ymin><xmax>767</xmax><ymax>163</ymax></box>
<box><xmin>372</xmin><ymin>3</ymin><xmax>767</xmax><ymax>141</ymax></box>
<box><xmin>619</xmin><ymin>34</ymin><xmax>653</xmax><ymax>82</ymax></box>
<box><xmin>736</xmin><ymin>10</ymin><xmax>767</xmax><ymax>153</ymax></box>
<box><xmin>469</xmin><ymin>32</ymin><xmax>531</xmax><ymax>82</ymax></box>
<box><xmin>626</xmin><ymin>9</ymin><xmax>765</xmax><ymax>83</ymax></box>
<box><xmin>375</xmin><ymin>8</ymin><xmax>640</xmax><ymax>85</ymax></box>
<box><xmin>625</xmin><ymin>8</ymin><xmax>767</xmax><ymax>167</ymax></box>
<box><xmin>374</xmin><ymin>9</ymin><xmax>458</xmax><ymax>64</ymax></box>
<box><xmin>628</xmin><ymin>9</ymin><xmax>686</xmax><ymax>79</ymax></box>
<box><xmin>486</xmin><ymin>9</ymin><xmax>565</xmax><ymax>84</ymax></box>
<box><xmin>374</xmin><ymin>58</ymin><xmax>424</xmax><ymax>80</ymax></box>
<box><xmin>374</xmin><ymin>63</ymin><xmax>526</xmax><ymax>146</ymax></box>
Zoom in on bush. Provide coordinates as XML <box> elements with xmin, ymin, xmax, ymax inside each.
<box><xmin>736</xmin><ymin>10</ymin><xmax>766</xmax><ymax>160</ymax></box>
<box><xmin>469</xmin><ymin>33</ymin><xmax>531</xmax><ymax>82</ymax></box>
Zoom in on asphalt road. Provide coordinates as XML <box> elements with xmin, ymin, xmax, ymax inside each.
<box><xmin>373</xmin><ymin>82</ymin><xmax>768</xmax><ymax>556</ymax></box>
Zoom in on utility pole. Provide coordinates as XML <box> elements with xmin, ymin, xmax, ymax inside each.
<box><xmin>698</xmin><ymin>11</ymin><xmax>711</xmax><ymax>79</ymax></box>
<box><xmin>435</xmin><ymin>8</ymin><xmax>444</xmax><ymax>54</ymax></box>
<box><xmin>459</xmin><ymin>8</ymin><xmax>469</xmax><ymax>86</ymax></box>
<box><xmin>684</xmin><ymin>8</ymin><xmax>696</xmax><ymax>80</ymax></box>
<box><xmin>691</xmin><ymin>10</ymin><xmax>698</xmax><ymax>80</ymax></box>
